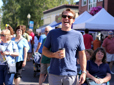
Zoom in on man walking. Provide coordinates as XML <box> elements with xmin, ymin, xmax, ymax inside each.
<box><xmin>42</xmin><ymin>8</ymin><xmax>87</xmax><ymax>85</ymax></box>
<box><xmin>83</xmin><ymin>29</ymin><xmax>93</xmax><ymax>49</ymax></box>
<box><xmin>39</xmin><ymin>26</ymin><xmax>52</xmax><ymax>85</ymax></box>
<box><xmin>102</xmin><ymin>31</ymin><xmax>114</xmax><ymax>74</ymax></box>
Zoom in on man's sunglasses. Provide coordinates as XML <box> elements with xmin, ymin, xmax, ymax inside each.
<box><xmin>45</xmin><ymin>31</ymin><xmax>49</xmax><ymax>33</ymax></box>
<box><xmin>62</xmin><ymin>15</ymin><xmax>74</xmax><ymax>19</ymax></box>
<box><xmin>0</xmin><ymin>34</ymin><xmax>5</xmax><ymax>37</ymax></box>
<box><xmin>108</xmin><ymin>33</ymin><xmax>113</xmax><ymax>35</ymax></box>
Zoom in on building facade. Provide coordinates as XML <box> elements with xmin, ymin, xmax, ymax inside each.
<box><xmin>43</xmin><ymin>4</ymin><xmax>79</xmax><ymax>25</ymax></box>
<box><xmin>79</xmin><ymin>0</ymin><xmax>114</xmax><ymax>16</ymax></box>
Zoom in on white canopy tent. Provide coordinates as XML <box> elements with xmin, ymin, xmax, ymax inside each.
<box><xmin>73</xmin><ymin>8</ymin><xmax>114</xmax><ymax>31</ymax></box>
<box><xmin>73</xmin><ymin>11</ymin><xmax>92</xmax><ymax>25</ymax></box>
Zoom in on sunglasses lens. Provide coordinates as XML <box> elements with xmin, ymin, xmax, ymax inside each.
<box><xmin>45</xmin><ymin>31</ymin><xmax>49</xmax><ymax>33</ymax></box>
<box><xmin>109</xmin><ymin>33</ymin><xmax>113</xmax><ymax>35</ymax></box>
<box><xmin>62</xmin><ymin>15</ymin><xmax>74</xmax><ymax>19</ymax></box>
<box><xmin>68</xmin><ymin>16</ymin><xmax>73</xmax><ymax>19</ymax></box>
<box><xmin>62</xmin><ymin>15</ymin><xmax>66</xmax><ymax>18</ymax></box>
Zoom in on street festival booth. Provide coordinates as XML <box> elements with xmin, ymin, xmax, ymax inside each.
<box><xmin>73</xmin><ymin>8</ymin><xmax>114</xmax><ymax>31</ymax></box>
<box><xmin>73</xmin><ymin>11</ymin><xmax>92</xmax><ymax>25</ymax></box>
<box><xmin>36</xmin><ymin>24</ymin><xmax>48</xmax><ymax>33</ymax></box>
<box><xmin>36</xmin><ymin>21</ymin><xmax>61</xmax><ymax>33</ymax></box>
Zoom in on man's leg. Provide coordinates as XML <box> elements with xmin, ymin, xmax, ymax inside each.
<box><xmin>39</xmin><ymin>63</ymin><xmax>47</xmax><ymax>85</ymax></box>
<box><xmin>49</xmin><ymin>74</ymin><xmax>63</xmax><ymax>85</ymax></box>
<box><xmin>63</xmin><ymin>75</ymin><xmax>77</xmax><ymax>85</ymax></box>
<box><xmin>39</xmin><ymin>74</ymin><xmax>45</xmax><ymax>85</ymax></box>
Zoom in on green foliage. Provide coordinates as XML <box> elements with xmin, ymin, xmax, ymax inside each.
<box><xmin>1</xmin><ymin>0</ymin><xmax>76</xmax><ymax>31</ymax></box>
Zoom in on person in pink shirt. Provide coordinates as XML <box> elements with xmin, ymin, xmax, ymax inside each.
<box><xmin>28</xmin><ymin>29</ymin><xmax>34</xmax><ymax>45</ymax></box>
<box><xmin>27</xmin><ymin>29</ymin><xmax>34</xmax><ymax>61</ymax></box>
<box><xmin>83</xmin><ymin>29</ymin><xmax>93</xmax><ymax>49</ymax></box>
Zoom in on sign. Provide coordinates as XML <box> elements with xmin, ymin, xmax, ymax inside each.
<box><xmin>29</xmin><ymin>21</ymin><xmax>34</xmax><ymax>29</ymax></box>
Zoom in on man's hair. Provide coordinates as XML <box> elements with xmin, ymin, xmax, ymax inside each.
<box><xmin>85</xmin><ymin>29</ymin><xmax>89</xmax><ymax>33</ymax></box>
<box><xmin>45</xmin><ymin>26</ymin><xmax>52</xmax><ymax>30</ymax></box>
<box><xmin>62</xmin><ymin>8</ymin><xmax>76</xmax><ymax>19</ymax></box>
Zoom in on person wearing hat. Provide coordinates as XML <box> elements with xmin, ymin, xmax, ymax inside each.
<box><xmin>102</xmin><ymin>31</ymin><xmax>114</xmax><ymax>74</ymax></box>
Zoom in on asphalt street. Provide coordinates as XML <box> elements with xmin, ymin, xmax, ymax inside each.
<box><xmin>15</xmin><ymin>60</ymin><xmax>114</xmax><ymax>85</ymax></box>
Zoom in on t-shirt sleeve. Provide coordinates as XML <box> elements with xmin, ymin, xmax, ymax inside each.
<box><xmin>39</xmin><ymin>35</ymin><xmax>43</xmax><ymax>43</ymax></box>
<box><xmin>44</xmin><ymin>32</ymin><xmax>51</xmax><ymax>49</ymax></box>
<box><xmin>23</xmin><ymin>39</ymin><xmax>29</xmax><ymax>48</ymax></box>
<box><xmin>106</xmin><ymin>64</ymin><xmax>111</xmax><ymax>74</ymax></box>
<box><xmin>102</xmin><ymin>38</ymin><xmax>107</xmax><ymax>47</ymax></box>
<box><xmin>78</xmin><ymin>33</ymin><xmax>85</xmax><ymax>51</ymax></box>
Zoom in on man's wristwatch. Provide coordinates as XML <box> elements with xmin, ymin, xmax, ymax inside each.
<box><xmin>82</xmin><ymin>71</ymin><xmax>87</xmax><ymax>74</ymax></box>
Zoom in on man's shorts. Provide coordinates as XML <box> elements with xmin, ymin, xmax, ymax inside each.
<box><xmin>49</xmin><ymin>74</ymin><xmax>77</xmax><ymax>85</ymax></box>
<box><xmin>40</xmin><ymin>63</ymin><xmax>50</xmax><ymax>74</ymax></box>
<box><xmin>106</xmin><ymin>53</ymin><xmax>114</xmax><ymax>62</ymax></box>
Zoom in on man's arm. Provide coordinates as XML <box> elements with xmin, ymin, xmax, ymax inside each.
<box><xmin>35</xmin><ymin>42</ymin><xmax>41</xmax><ymax>52</ymax></box>
<box><xmin>78</xmin><ymin>50</ymin><xmax>87</xmax><ymax>85</ymax></box>
<box><xmin>42</xmin><ymin>46</ymin><xmax>64</xmax><ymax>59</ymax></box>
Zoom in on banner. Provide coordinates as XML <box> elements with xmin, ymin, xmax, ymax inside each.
<box><xmin>29</xmin><ymin>21</ymin><xmax>34</xmax><ymax>29</ymax></box>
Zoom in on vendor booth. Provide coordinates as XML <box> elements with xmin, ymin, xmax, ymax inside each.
<box><xmin>73</xmin><ymin>8</ymin><xmax>114</xmax><ymax>31</ymax></box>
<box><xmin>73</xmin><ymin>11</ymin><xmax>92</xmax><ymax>25</ymax></box>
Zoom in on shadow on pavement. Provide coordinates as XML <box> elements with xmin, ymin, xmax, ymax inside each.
<box><xmin>21</xmin><ymin>61</ymin><xmax>48</xmax><ymax>84</ymax></box>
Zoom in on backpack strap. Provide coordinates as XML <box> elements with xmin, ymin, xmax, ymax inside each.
<box><xmin>17</xmin><ymin>38</ymin><xmax>23</xmax><ymax>44</ymax></box>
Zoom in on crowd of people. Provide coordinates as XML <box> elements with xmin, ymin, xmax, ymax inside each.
<box><xmin>0</xmin><ymin>8</ymin><xmax>113</xmax><ymax>85</ymax></box>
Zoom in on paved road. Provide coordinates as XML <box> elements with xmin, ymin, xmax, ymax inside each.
<box><xmin>17</xmin><ymin>60</ymin><xmax>114</xmax><ymax>85</ymax></box>
<box><xmin>18</xmin><ymin>60</ymin><xmax>48</xmax><ymax>85</ymax></box>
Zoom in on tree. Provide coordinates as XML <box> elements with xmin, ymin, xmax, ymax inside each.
<box><xmin>2</xmin><ymin>0</ymin><xmax>20</xmax><ymax>29</ymax></box>
<box><xmin>2</xmin><ymin>0</ymin><xmax>75</xmax><ymax>31</ymax></box>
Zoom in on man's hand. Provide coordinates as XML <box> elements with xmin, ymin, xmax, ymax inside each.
<box><xmin>79</xmin><ymin>73</ymin><xmax>86</xmax><ymax>85</ymax></box>
<box><xmin>54</xmin><ymin>50</ymin><xmax>65</xmax><ymax>59</ymax></box>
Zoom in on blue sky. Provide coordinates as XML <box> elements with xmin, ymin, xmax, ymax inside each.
<box><xmin>0</xmin><ymin>0</ymin><xmax>3</xmax><ymax>8</ymax></box>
